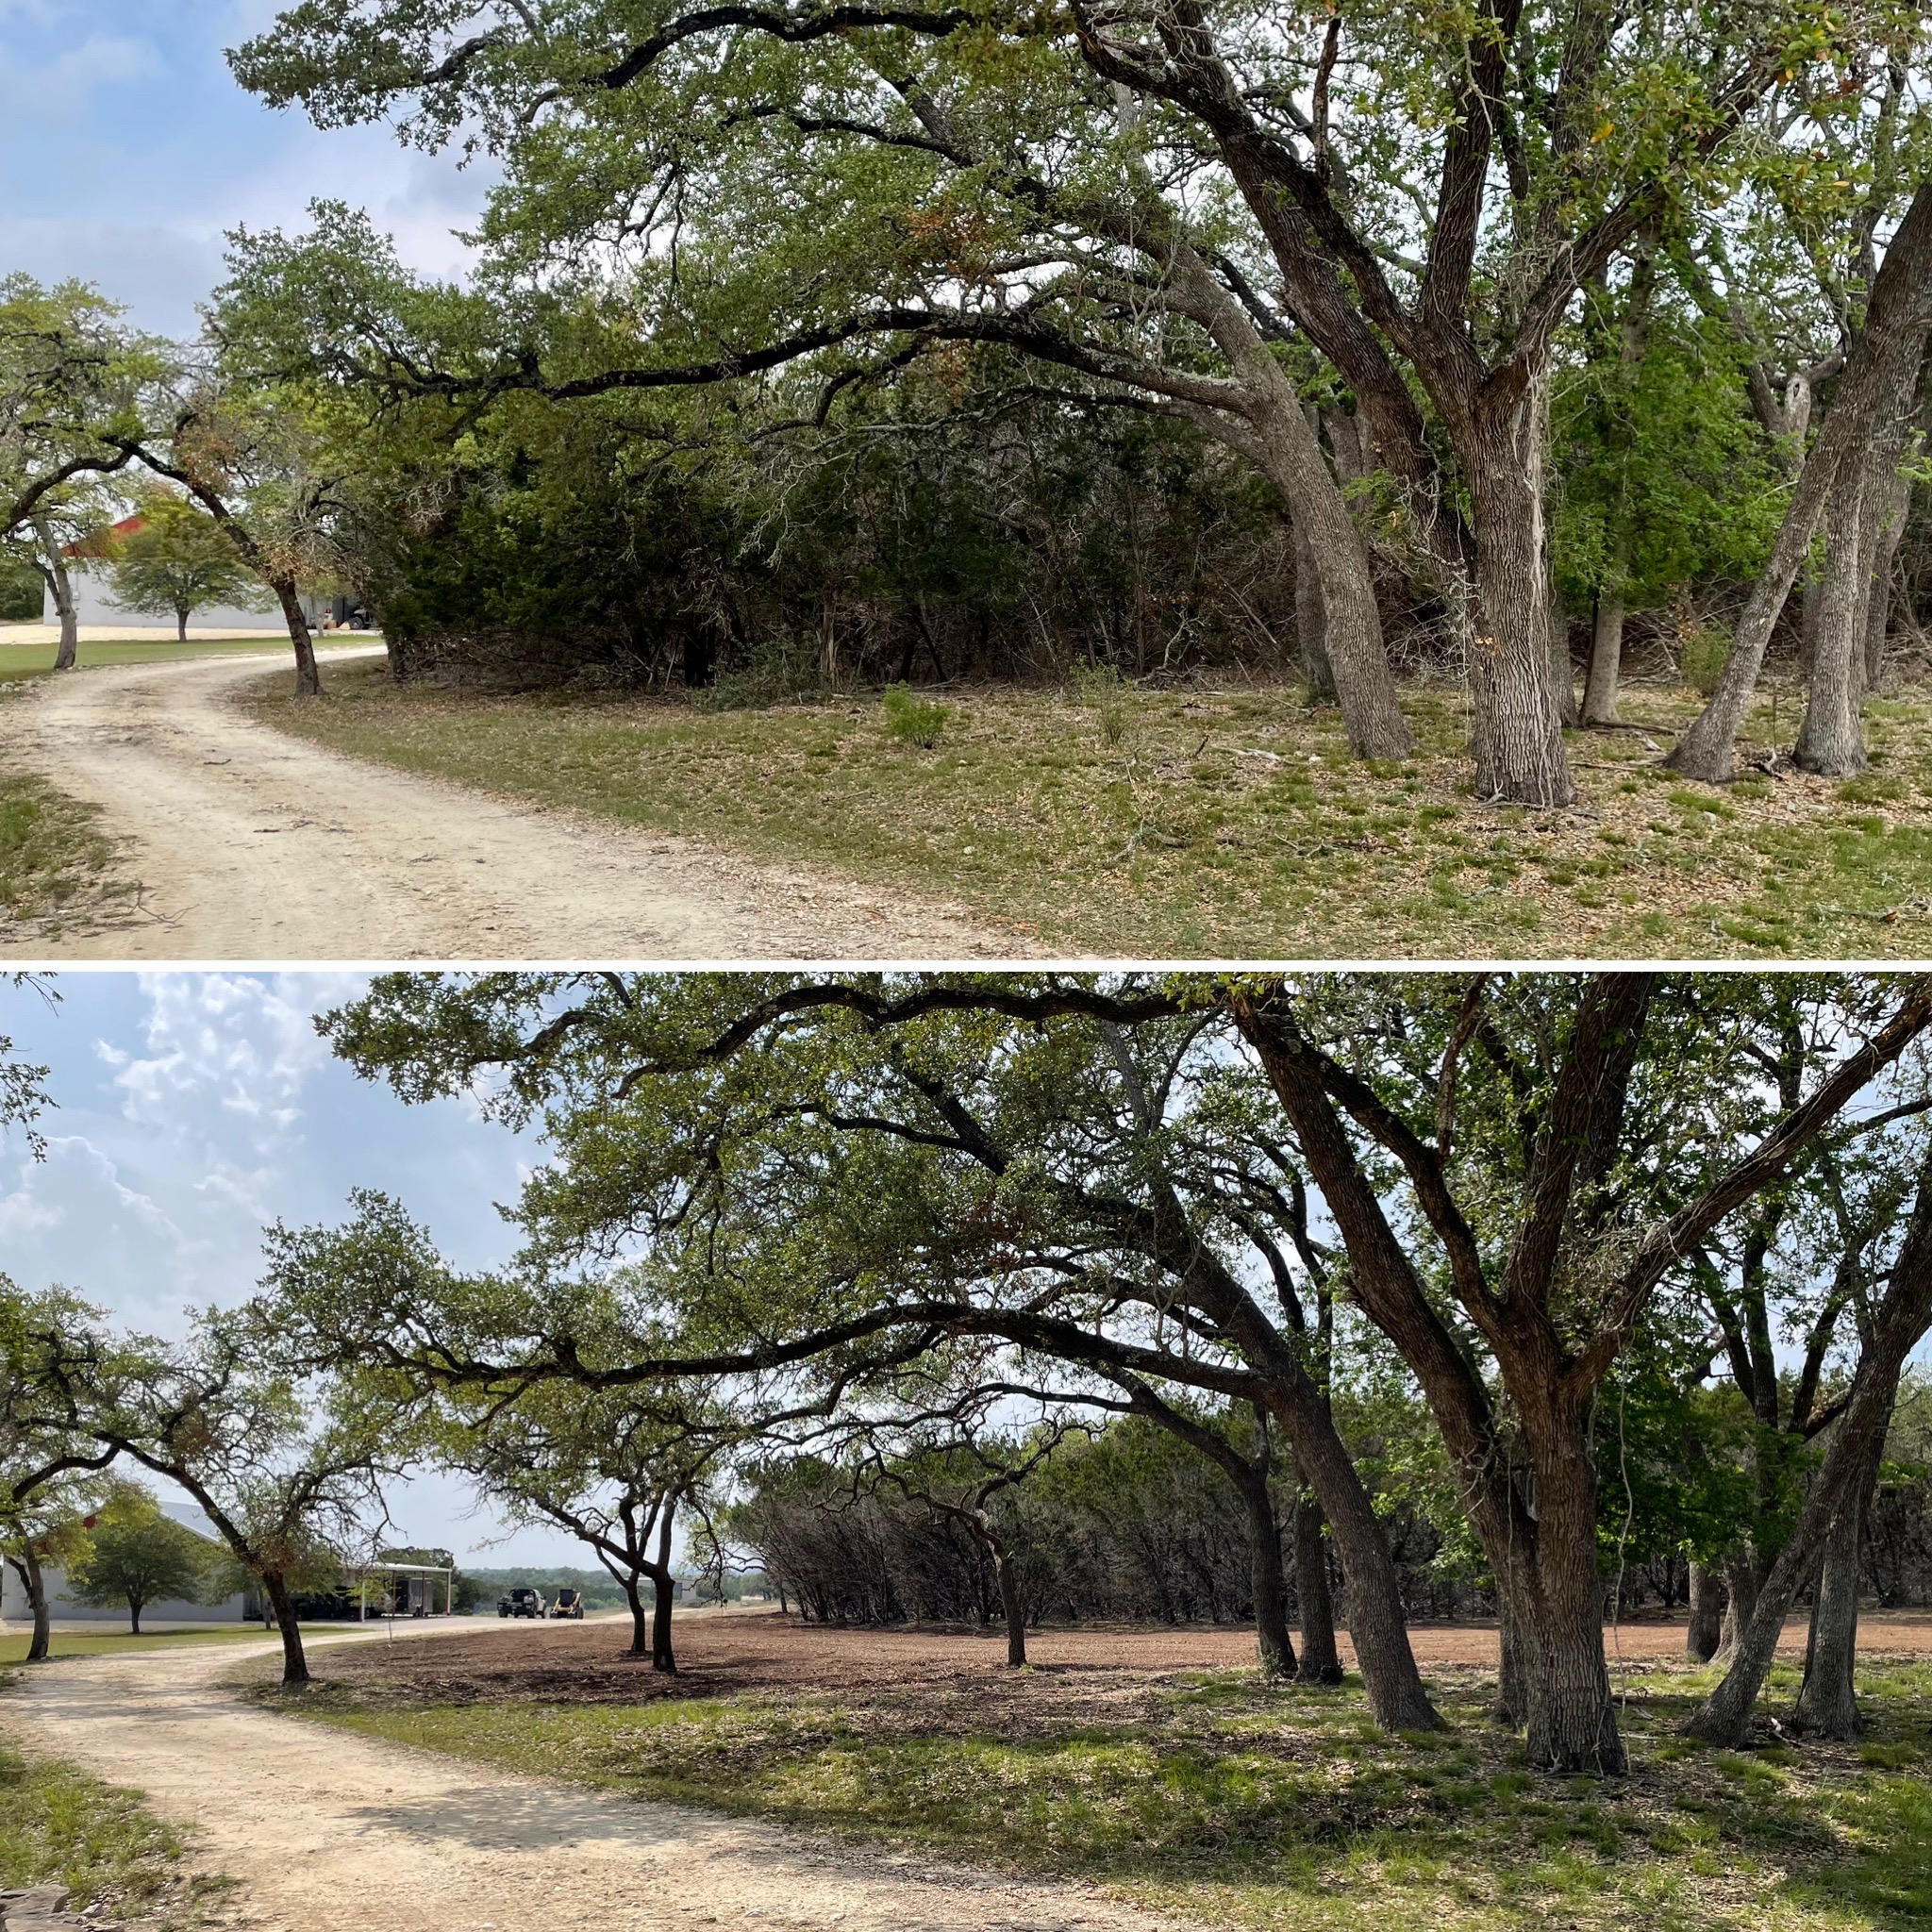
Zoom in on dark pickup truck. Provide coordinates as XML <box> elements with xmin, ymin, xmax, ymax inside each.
<box><xmin>498</xmin><ymin>1586</ymin><xmax>546</xmax><ymax>1619</ymax></box>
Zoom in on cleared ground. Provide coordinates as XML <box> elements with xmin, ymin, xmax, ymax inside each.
<box><xmin>3</xmin><ymin>1633</ymin><xmax>1177</xmax><ymax>1932</ymax></box>
<box><xmin>261</xmin><ymin>1609</ymin><xmax>1932</xmax><ymax>1931</ymax></box>
<box><xmin>0</xmin><ymin>650</ymin><xmax>1021</xmax><ymax>958</ymax></box>
<box><xmin>244</xmin><ymin>662</ymin><xmax>1932</xmax><ymax>959</ymax></box>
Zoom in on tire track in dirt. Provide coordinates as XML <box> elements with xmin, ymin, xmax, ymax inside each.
<box><xmin>0</xmin><ymin>650</ymin><xmax>1025</xmax><ymax>961</ymax></box>
<box><xmin>4</xmin><ymin>1635</ymin><xmax>1190</xmax><ymax>1932</ymax></box>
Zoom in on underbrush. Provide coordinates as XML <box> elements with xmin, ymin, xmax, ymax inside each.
<box><xmin>244</xmin><ymin>662</ymin><xmax>1932</xmax><ymax>959</ymax></box>
<box><xmin>260</xmin><ymin>1649</ymin><xmax>1932</xmax><ymax>1930</ymax></box>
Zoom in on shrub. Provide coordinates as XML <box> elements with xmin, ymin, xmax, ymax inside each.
<box><xmin>881</xmin><ymin>682</ymin><xmax>950</xmax><ymax>749</ymax></box>
<box><xmin>1678</xmin><ymin>624</ymin><xmax>1732</xmax><ymax>697</ymax></box>
<box><xmin>1074</xmin><ymin>663</ymin><xmax>1140</xmax><ymax>751</ymax></box>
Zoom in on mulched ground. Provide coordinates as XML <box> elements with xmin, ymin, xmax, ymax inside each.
<box><xmin>304</xmin><ymin>1607</ymin><xmax>1932</xmax><ymax>1726</ymax></box>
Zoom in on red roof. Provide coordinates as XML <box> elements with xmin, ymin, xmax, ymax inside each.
<box><xmin>61</xmin><ymin>515</ymin><xmax>144</xmax><ymax>559</ymax></box>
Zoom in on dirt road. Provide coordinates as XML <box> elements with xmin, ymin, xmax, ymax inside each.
<box><xmin>0</xmin><ymin>650</ymin><xmax>1020</xmax><ymax>959</ymax></box>
<box><xmin>5</xmin><ymin>1634</ymin><xmax>1184</xmax><ymax>1932</ymax></box>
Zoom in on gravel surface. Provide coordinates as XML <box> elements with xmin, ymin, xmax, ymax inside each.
<box><xmin>4</xmin><ymin>1633</ymin><xmax>1186</xmax><ymax>1932</ymax></box>
<box><xmin>0</xmin><ymin>650</ymin><xmax>1022</xmax><ymax>960</ymax></box>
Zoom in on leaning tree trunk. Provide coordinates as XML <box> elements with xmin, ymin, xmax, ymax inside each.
<box><xmin>1715</xmin><ymin>1545</ymin><xmax>1759</xmax><ymax>1668</ymax></box>
<box><xmin>1792</xmin><ymin>468</ymin><xmax>1874</xmax><ymax>775</ymax></box>
<box><xmin>1170</xmin><ymin>245</ymin><xmax>1411</xmax><ymax>760</ymax></box>
<box><xmin>275</xmin><ymin>582</ymin><xmax>322</xmax><ymax>697</ymax></box>
<box><xmin>260</xmin><ymin>1571</ymin><xmax>309</xmax><ymax>1686</ymax></box>
<box><xmin>1669</xmin><ymin>182</ymin><xmax>1932</xmax><ymax>783</ymax></box>
<box><xmin>1686</xmin><ymin>1561</ymin><xmax>1724</xmax><ymax>1662</ymax></box>
<box><xmin>1291</xmin><ymin>1488</ymin><xmax>1341</xmax><ymax>1683</ymax></box>
<box><xmin>1793</xmin><ymin>1419</ymin><xmax>1889</xmax><ymax>1740</ymax></box>
<box><xmin>1238</xmin><ymin>1458</ymin><xmax>1296</xmax><ymax>1678</ymax></box>
<box><xmin>8</xmin><ymin>1551</ymin><xmax>52</xmax><ymax>1662</ymax></box>
<box><xmin>1689</xmin><ymin>1157</ymin><xmax>1932</xmax><ymax>1746</ymax></box>
<box><xmin>1460</xmin><ymin>388</ymin><xmax>1575</xmax><ymax>807</ymax></box>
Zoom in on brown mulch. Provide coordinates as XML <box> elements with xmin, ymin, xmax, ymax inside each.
<box><xmin>305</xmin><ymin>1607</ymin><xmax>1932</xmax><ymax>1723</ymax></box>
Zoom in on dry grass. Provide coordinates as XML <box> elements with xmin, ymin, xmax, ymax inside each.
<box><xmin>245</xmin><ymin>661</ymin><xmax>1932</xmax><ymax>959</ymax></box>
<box><xmin>252</xmin><ymin>1611</ymin><xmax>1932</xmax><ymax>1931</ymax></box>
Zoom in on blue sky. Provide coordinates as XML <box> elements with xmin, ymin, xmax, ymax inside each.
<box><xmin>0</xmin><ymin>971</ymin><xmax>589</xmax><ymax>1566</ymax></box>
<box><xmin>2</xmin><ymin>1</ymin><xmax>490</xmax><ymax>336</ymax></box>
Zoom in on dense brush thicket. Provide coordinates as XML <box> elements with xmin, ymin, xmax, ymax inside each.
<box><xmin>727</xmin><ymin>1383</ymin><xmax>1932</xmax><ymax>1632</ymax></box>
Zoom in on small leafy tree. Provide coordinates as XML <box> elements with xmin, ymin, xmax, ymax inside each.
<box><xmin>65</xmin><ymin>1478</ymin><xmax>222</xmax><ymax>1634</ymax></box>
<box><xmin>107</xmin><ymin>492</ymin><xmax>267</xmax><ymax>641</ymax></box>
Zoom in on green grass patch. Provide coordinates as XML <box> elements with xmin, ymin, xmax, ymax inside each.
<box><xmin>0</xmin><ymin>636</ymin><xmax>294</xmax><ymax>684</ymax></box>
<box><xmin>0</xmin><ymin>1731</ymin><xmax>228</xmax><ymax>1926</ymax></box>
<box><xmin>258</xmin><ymin>1651</ymin><xmax>1932</xmax><ymax>1931</ymax></box>
<box><xmin>0</xmin><ymin>1625</ymin><xmax>268</xmax><ymax>1666</ymax></box>
<box><xmin>0</xmin><ymin>767</ymin><xmax>130</xmax><ymax>932</ymax></box>
<box><xmin>242</xmin><ymin>663</ymin><xmax>1932</xmax><ymax>959</ymax></box>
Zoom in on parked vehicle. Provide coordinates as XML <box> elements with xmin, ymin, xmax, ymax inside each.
<box><xmin>551</xmin><ymin>1588</ymin><xmax>585</xmax><ymax>1620</ymax></box>
<box><xmin>498</xmin><ymin>1586</ymin><xmax>546</xmax><ymax>1619</ymax></box>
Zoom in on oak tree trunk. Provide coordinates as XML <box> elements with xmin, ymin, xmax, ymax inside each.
<box><xmin>1239</xmin><ymin>1461</ymin><xmax>1295</xmax><ymax>1678</ymax></box>
<box><xmin>8</xmin><ymin>1552</ymin><xmax>51</xmax><ymax>1662</ymax></box>
<box><xmin>1686</xmin><ymin>1561</ymin><xmax>1724</xmax><ymax>1663</ymax></box>
<box><xmin>277</xmin><ymin>583</ymin><xmax>322</xmax><ymax>696</ymax></box>
<box><xmin>994</xmin><ymin>1543</ymin><xmax>1026</xmax><ymax>1667</ymax></box>
<box><xmin>1291</xmin><ymin>1489</ymin><xmax>1341</xmax><ymax>1683</ymax></box>
<box><xmin>1291</xmin><ymin>518</ymin><xmax>1336</xmax><ymax>702</ymax></box>
<box><xmin>623</xmin><ymin>1575</ymin><xmax>651</xmax><ymax>1657</ymax></box>
<box><xmin>33</xmin><ymin>518</ymin><xmax>78</xmax><ymax>671</ymax></box>
<box><xmin>1860</xmin><ymin>468</ymin><xmax>1909</xmax><ymax>694</ymax></box>
<box><xmin>175</xmin><ymin>606</ymin><xmax>190</xmax><ymax>644</ymax></box>
<box><xmin>262</xmin><ymin>1571</ymin><xmax>309</xmax><ymax>1686</ymax></box>
<box><xmin>1793</xmin><ymin>1421</ymin><xmax>1887</xmax><ymax>1740</ymax></box>
<box><xmin>1792</xmin><ymin>469</ymin><xmax>1873</xmax><ymax>775</ymax></box>
<box><xmin>1495</xmin><ymin>1586</ymin><xmax>1527</xmax><ymax>1726</ymax></box>
<box><xmin>1546</xmin><ymin>553</ymin><xmax>1578</xmax><ymax>728</ymax></box>
<box><xmin>649</xmin><ymin>1567</ymin><xmax>677</xmax><ymax>1674</ymax></box>
<box><xmin>1715</xmin><ymin>1546</ymin><xmax>1759</xmax><ymax>1668</ymax></box>
<box><xmin>1461</xmin><ymin>392</ymin><xmax>1574</xmax><ymax>806</ymax></box>
<box><xmin>128</xmin><ymin>1596</ymin><xmax>142</xmax><ymax>1636</ymax></box>
<box><xmin>1583</xmin><ymin>594</ymin><xmax>1625</xmax><ymax>727</ymax></box>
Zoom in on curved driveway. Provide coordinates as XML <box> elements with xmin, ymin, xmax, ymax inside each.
<box><xmin>0</xmin><ymin>650</ymin><xmax>1017</xmax><ymax>960</ymax></box>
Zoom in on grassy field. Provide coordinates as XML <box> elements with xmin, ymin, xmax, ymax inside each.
<box><xmin>0</xmin><ymin>1625</ymin><xmax>268</xmax><ymax>1667</ymax></box>
<box><xmin>0</xmin><ymin>636</ymin><xmax>289</xmax><ymax>684</ymax></box>
<box><xmin>251</xmin><ymin>1616</ymin><xmax>1932</xmax><ymax>1932</ymax></box>
<box><xmin>0</xmin><ymin>1732</ymin><xmax>228</xmax><ymax>1925</ymax></box>
<box><xmin>243</xmin><ymin>660</ymin><xmax>1932</xmax><ymax>959</ymax></box>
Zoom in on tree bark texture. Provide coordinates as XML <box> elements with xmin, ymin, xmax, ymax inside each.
<box><xmin>1462</xmin><ymin>385</ymin><xmax>1574</xmax><ymax>806</ymax></box>
<box><xmin>1668</xmin><ymin>183</ymin><xmax>1932</xmax><ymax>783</ymax></box>
<box><xmin>1292</xmin><ymin>1490</ymin><xmax>1342</xmax><ymax>1682</ymax></box>
<box><xmin>1547</xmin><ymin>553</ymin><xmax>1579</xmax><ymax>728</ymax></box>
<box><xmin>1291</xmin><ymin>516</ymin><xmax>1336</xmax><ymax>702</ymax></box>
<box><xmin>623</xmin><ymin>1575</ymin><xmax>651</xmax><ymax>1657</ymax></box>
<box><xmin>33</xmin><ymin>518</ymin><xmax>78</xmax><ymax>671</ymax></box>
<box><xmin>1241</xmin><ymin>1463</ymin><xmax>1296</xmax><ymax>1678</ymax></box>
<box><xmin>1686</xmin><ymin>1561</ymin><xmax>1724</xmax><ymax>1662</ymax></box>
<box><xmin>649</xmin><ymin>1568</ymin><xmax>678</xmax><ymax>1674</ymax></box>
<box><xmin>1495</xmin><ymin>1587</ymin><xmax>1528</xmax><ymax>1725</ymax></box>
<box><xmin>1715</xmin><ymin>1545</ymin><xmax>1759</xmax><ymax>1668</ymax></box>
<box><xmin>994</xmin><ymin>1542</ymin><xmax>1026</xmax><ymax>1666</ymax></box>
<box><xmin>8</xmin><ymin>1552</ymin><xmax>51</xmax><ymax>1662</ymax></box>
<box><xmin>1860</xmin><ymin>467</ymin><xmax>1910</xmax><ymax>693</ymax></box>
<box><xmin>276</xmin><ymin>583</ymin><xmax>322</xmax><ymax>697</ymax></box>
<box><xmin>1792</xmin><ymin>467</ymin><xmax>1874</xmax><ymax>775</ymax></box>
<box><xmin>1583</xmin><ymin>594</ymin><xmax>1625</xmax><ymax>727</ymax></box>
<box><xmin>262</xmin><ymin>1570</ymin><xmax>309</xmax><ymax>1686</ymax></box>
<box><xmin>1688</xmin><ymin>1143</ymin><xmax>1932</xmax><ymax>1745</ymax></box>
<box><xmin>1792</xmin><ymin>1419</ymin><xmax>1888</xmax><ymax>1740</ymax></box>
